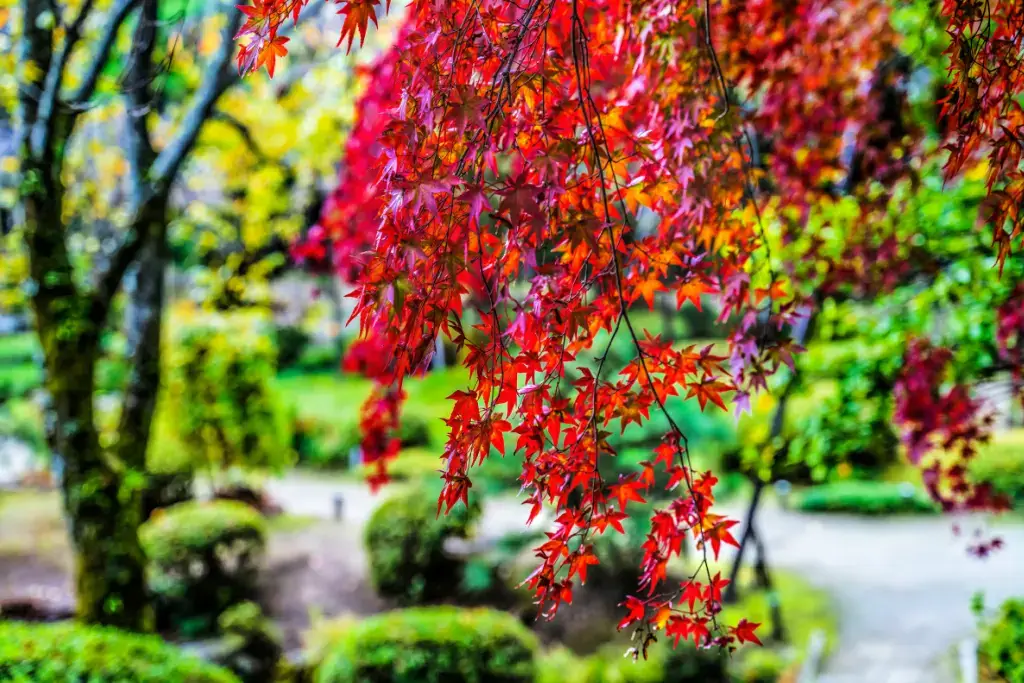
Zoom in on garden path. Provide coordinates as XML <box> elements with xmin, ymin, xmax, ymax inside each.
<box><xmin>266</xmin><ymin>473</ymin><xmax>1024</xmax><ymax>683</ymax></box>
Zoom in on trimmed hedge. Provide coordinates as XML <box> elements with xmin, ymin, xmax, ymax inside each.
<box><xmin>365</xmin><ymin>484</ymin><xmax>480</xmax><ymax>604</ymax></box>
<box><xmin>141</xmin><ymin>500</ymin><xmax>267</xmax><ymax>638</ymax></box>
<box><xmin>0</xmin><ymin>621</ymin><xmax>239</xmax><ymax>682</ymax></box>
<box><xmin>793</xmin><ymin>481</ymin><xmax>939</xmax><ymax>515</ymax></box>
<box><xmin>315</xmin><ymin>607</ymin><xmax>538</xmax><ymax>683</ymax></box>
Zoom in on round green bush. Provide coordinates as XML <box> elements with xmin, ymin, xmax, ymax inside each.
<box><xmin>315</xmin><ymin>607</ymin><xmax>538</xmax><ymax>683</ymax></box>
<box><xmin>0</xmin><ymin>621</ymin><xmax>239</xmax><ymax>682</ymax></box>
<box><xmin>365</xmin><ymin>484</ymin><xmax>480</xmax><ymax>604</ymax></box>
<box><xmin>140</xmin><ymin>500</ymin><xmax>267</xmax><ymax>638</ymax></box>
<box><xmin>978</xmin><ymin>597</ymin><xmax>1024</xmax><ymax>683</ymax></box>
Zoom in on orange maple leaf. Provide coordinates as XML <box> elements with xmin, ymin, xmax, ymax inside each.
<box><xmin>337</xmin><ymin>0</ymin><xmax>380</xmax><ymax>53</ymax></box>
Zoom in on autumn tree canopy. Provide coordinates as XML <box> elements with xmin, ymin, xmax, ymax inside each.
<box><xmin>237</xmin><ymin>0</ymin><xmax>1024</xmax><ymax>653</ymax></box>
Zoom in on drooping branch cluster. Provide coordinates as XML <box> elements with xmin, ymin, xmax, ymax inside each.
<box><xmin>237</xmin><ymin>0</ymin><xmax>1024</xmax><ymax>651</ymax></box>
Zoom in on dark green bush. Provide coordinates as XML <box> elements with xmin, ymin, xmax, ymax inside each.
<box><xmin>275</xmin><ymin>325</ymin><xmax>312</xmax><ymax>370</ymax></box>
<box><xmin>365</xmin><ymin>484</ymin><xmax>480</xmax><ymax>604</ymax></box>
<box><xmin>663</xmin><ymin>643</ymin><xmax>730</xmax><ymax>682</ymax></box>
<box><xmin>140</xmin><ymin>500</ymin><xmax>267</xmax><ymax>638</ymax></box>
<box><xmin>294</xmin><ymin>342</ymin><xmax>343</xmax><ymax>373</ymax></box>
<box><xmin>397</xmin><ymin>413</ymin><xmax>432</xmax><ymax>449</ymax></box>
<box><xmin>0</xmin><ymin>621</ymin><xmax>238</xmax><ymax>682</ymax></box>
<box><xmin>794</xmin><ymin>481</ymin><xmax>938</xmax><ymax>516</ymax></box>
<box><xmin>977</xmin><ymin>596</ymin><xmax>1024</xmax><ymax>683</ymax></box>
<box><xmin>142</xmin><ymin>470</ymin><xmax>196</xmax><ymax>520</ymax></box>
<box><xmin>535</xmin><ymin>641</ymin><xmax>731</xmax><ymax>683</ymax></box>
<box><xmin>212</xmin><ymin>601</ymin><xmax>284</xmax><ymax>683</ymax></box>
<box><xmin>314</xmin><ymin>607</ymin><xmax>538</xmax><ymax>683</ymax></box>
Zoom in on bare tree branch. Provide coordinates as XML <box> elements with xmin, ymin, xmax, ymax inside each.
<box><xmin>32</xmin><ymin>0</ymin><xmax>97</xmax><ymax>158</ymax></box>
<box><xmin>16</xmin><ymin>0</ymin><xmax>56</xmax><ymax>157</ymax></box>
<box><xmin>122</xmin><ymin>0</ymin><xmax>159</xmax><ymax>201</ymax></box>
<box><xmin>67</xmin><ymin>0</ymin><xmax>143</xmax><ymax>109</ymax></box>
<box><xmin>148</xmin><ymin>5</ymin><xmax>242</xmax><ymax>190</ymax></box>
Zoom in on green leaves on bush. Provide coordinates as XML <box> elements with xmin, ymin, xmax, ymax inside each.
<box><xmin>162</xmin><ymin>309</ymin><xmax>294</xmax><ymax>476</ymax></box>
<box><xmin>315</xmin><ymin>607</ymin><xmax>538</xmax><ymax>683</ymax></box>
<box><xmin>140</xmin><ymin>500</ymin><xmax>267</xmax><ymax>638</ymax></box>
<box><xmin>365</xmin><ymin>484</ymin><xmax>480</xmax><ymax>604</ymax></box>
<box><xmin>0</xmin><ymin>621</ymin><xmax>239</xmax><ymax>682</ymax></box>
<box><xmin>977</xmin><ymin>596</ymin><xmax>1024</xmax><ymax>683</ymax></box>
<box><xmin>793</xmin><ymin>481</ymin><xmax>938</xmax><ymax>516</ymax></box>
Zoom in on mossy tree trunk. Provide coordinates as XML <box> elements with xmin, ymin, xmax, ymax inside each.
<box><xmin>13</xmin><ymin>0</ymin><xmax>243</xmax><ymax>630</ymax></box>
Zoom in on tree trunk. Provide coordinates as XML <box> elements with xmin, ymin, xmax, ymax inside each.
<box><xmin>724</xmin><ymin>306</ymin><xmax>816</xmax><ymax>604</ymax></box>
<box><xmin>26</xmin><ymin>181</ymin><xmax>161</xmax><ymax>630</ymax></box>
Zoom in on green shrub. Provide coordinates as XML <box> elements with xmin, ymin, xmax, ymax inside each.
<box><xmin>314</xmin><ymin>607</ymin><xmax>538</xmax><ymax>683</ymax></box>
<box><xmin>397</xmin><ymin>413</ymin><xmax>432</xmax><ymax>448</ymax></box>
<box><xmin>794</xmin><ymin>481</ymin><xmax>938</xmax><ymax>515</ymax></box>
<box><xmin>164</xmin><ymin>309</ymin><xmax>295</xmax><ymax>477</ymax></box>
<box><xmin>275</xmin><ymin>325</ymin><xmax>312</xmax><ymax>370</ymax></box>
<box><xmin>0</xmin><ymin>397</ymin><xmax>46</xmax><ymax>455</ymax></box>
<box><xmin>663</xmin><ymin>643</ymin><xmax>729</xmax><ymax>682</ymax></box>
<box><xmin>536</xmin><ymin>641</ymin><xmax>730</xmax><ymax>683</ymax></box>
<box><xmin>213</xmin><ymin>601</ymin><xmax>285</xmax><ymax>683</ymax></box>
<box><xmin>733</xmin><ymin>647</ymin><xmax>788</xmax><ymax>683</ymax></box>
<box><xmin>970</xmin><ymin>430</ymin><xmax>1024</xmax><ymax>510</ymax></box>
<box><xmin>365</xmin><ymin>483</ymin><xmax>480</xmax><ymax>604</ymax></box>
<box><xmin>294</xmin><ymin>342</ymin><xmax>343</xmax><ymax>373</ymax></box>
<box><xmin>977</xmin><ymin>596</ymin><xmax>1024</xmax><ymax>683</ymax></box>
<box><xmin>141</xmin><ymin>500</ymin><xmax>267</xmax><ymax>638</ymax></box>
<box><xmin>0</xmin><ymin>620</ymin><xmax>238</xmax><ymax>682</ymax></box>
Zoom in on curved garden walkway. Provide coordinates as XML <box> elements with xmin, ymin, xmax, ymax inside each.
<box><xmin>266</xmin><ymin>474</ymin><xmax>1024</xmax><ymax>682</ymax></box>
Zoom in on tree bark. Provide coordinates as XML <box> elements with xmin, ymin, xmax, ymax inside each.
<box><xmin>724</xmin><ymin>306</ymin><xmax>816</xmax><ymax>604</ymax></box>
<box><xmin>25</xmin><ymin>180</ymin><xmax>151</xmax><ymax>630</ymax></box>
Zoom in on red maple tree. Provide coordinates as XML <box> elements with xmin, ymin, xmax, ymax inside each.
<box><xmin>240</xmin><ymin>0</ymin><xmax>1024</xmax><ymax>651</ymax></box>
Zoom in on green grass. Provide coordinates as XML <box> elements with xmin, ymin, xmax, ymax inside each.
<box><xmin>793</xmin><ymin>480</ymin><xmax>939</xmax><ymax>516</ymax></box>
<box><xmin>276</xmin><ymin>366</ymin><xmax>469</xmax><ymax>449</ymax></box>
<box><xmin>266</xmin><ymin>513</ymin><xmax>320</xmax><ymax>534</ymax></box>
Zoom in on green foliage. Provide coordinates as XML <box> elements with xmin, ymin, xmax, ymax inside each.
<box><xmin>977</xmin><ymin>596</ymin><xmax>1024</xmax><ymax>683</ymax></box>
<box><xmin>794</xmin><ymin>481</ymin><xmax>938</xmax><ymax>515</ymax></box>
<box><xmin>275</xmin><ymin>325</ymin><xmax>312</xmax><ymax>370</ymax></box>
<box><xmin>0</xmin><ymin>397</ymin><xmax>46</xmax><ymax>455</ymax></box>
<box><xmin>0</xmin><ymin>621</ymin><xmax>239</xmax><ymax>683</ymax></box>
<box><xmin>214</xmin><ymin>601</ymin><xmax>286</xmax><ymax>683</ymax></box>
<box><xmin>294</xmin><ymin>342</ymin><xmax>344</xmax><ymax>373</ymax></box>
<box><xmin>969</xmin><ymin>430</ymin><xmax>1024</xmax><ymax>510</ymax></box>
<box><xmin>140</xmin><ymin>500</ymin><xmax>267</xmax><ymax>638</ymax></box>
<box><xmin>536</xmin><ymin>641</ymin><xmax>728</xmax><ymax>683</ymax></box>
<box><xmin>365</xmin><ymin>483</ymin><xmax>480</xmax><ymax>604</ymax></box>
<box><xmin>314</xmin><ymin>607</ymin><xmax>538</xmax><ymax>683</ymax></box>
<box><xmin>0</xmin><ymin>332</ymin><xmax>38</xmax><ymax>365</ymax></box>
<box><xmin>163</xmin><ymin>307</ymin><xmax>295</xmax><ymax>476</ymax></box>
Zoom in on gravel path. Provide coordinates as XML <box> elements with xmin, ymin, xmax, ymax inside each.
<box><xmin>266</xmin><ymin>474</ymin><xmax>1024</xmax><ymax>682</ymax></box>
